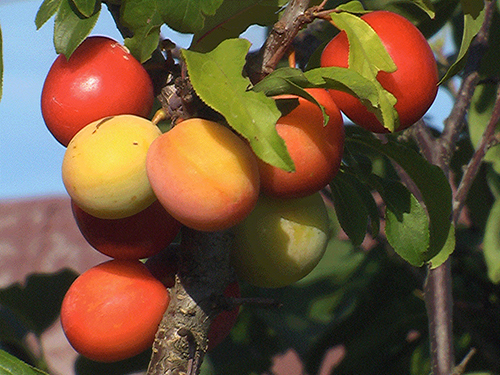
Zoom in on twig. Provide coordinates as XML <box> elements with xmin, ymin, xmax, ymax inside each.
<box><xmin>453</xmin><ymin>84</ymin><xmax>500</xmax><ymax>223</ymax></box>
<box><xmin>452</xmin><ymin>348</ymin><xmax>477</xmax><ymax>375</ymax></box>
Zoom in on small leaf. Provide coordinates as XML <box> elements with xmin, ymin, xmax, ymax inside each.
<box><xmin>70</xmin><ymin>0</ymin><xmax>100</xmax><ymax>18</ymax></box>
<box><xmin>305</xmin><ymin>66</ymin><xmax>380</xmax><ymax>107</ymax></box>
<box><xmin>182</xmin><ymin>38</ymin><xmax>294</xmax><ymax>171</ymax></box>
<box><xmin>336</xmin><ymin>1</ymin><xmax>368</xmax><ymax>13</ymax></box>
<box><xmin>0</xmin><ymin>350</ymin><xmax>48</xmax><ymax>375</ymax></box>
<box><xmin>0</xmin><ymin>269</ymin><xmax>78</xmax><ymax>336</ymax></box>
<box><xmin>54</xmin><ymin>0</ymin><xmax>100</xmax><ymax>58</ymax></box>
<box><xmin>440</xmin><ymin>5</ymin><xmax>485</xmax><ymax>83</ymax></box>
<box><xmin>469</xmin><ymin>83</ymin><xmax>500</xmax><ymax>174</ymax></box>
<box><xmin>252</xmin><ymin>68</ymin><xmax>329</xmax><ymax>126</ymax></box>
<box><xmin>428</xmin><ymin>224</ymin><xmax>455</xmax><ymax>269</ymax></box>
<box><xmin>124</xmin><ymin>30</ymin><xmax>160</xmax><ymax>63</ymax></box>
<box><xmin>483</xmin><ymin>198</ymin><xmax>500</xmax><ymax>284</ymax></box>
<box><xmin>120</xmin><ymin>0</ymin><xmax>163</xmax><ymax>62</ymax></box>
<box><xmin>409</xmin><ymin>0</ymin><xmax>436</xmax><ymax>19</ymax></box>
<box><xmin>35</xmin><ymin>0</ymin><xmax>62</xmax><ymax>30</ymax></box>
<box><xmin>329</xmin><ymin>171</ymin><xmax>370</xmax><ymax>246</ymax></box>
<box><xmin>346</xmin><ymin>127</ymin><xmax>452</xmax><ymax>264</ymax></box>
<box><xmin>384</xmin><ymin>181</ymin><xmax>430</xmax><ymax>266</ymax></box>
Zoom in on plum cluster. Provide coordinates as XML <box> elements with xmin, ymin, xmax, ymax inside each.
<box><xmin>41</xmin><ymin>35</ymin><xmax>341</xmax><ymax>358</ymax></box>
<box><xmin>41</xmin><ymin>8</ymin><xmax>439</xmax><ymax>362</ymax></box>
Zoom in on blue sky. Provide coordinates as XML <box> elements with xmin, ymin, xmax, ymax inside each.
<box><xmin>0</xmin><ymin>0</ymin><xmax>453</xmax><ymax>200</ymax></box>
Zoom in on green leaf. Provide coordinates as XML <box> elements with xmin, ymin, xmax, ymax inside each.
<box><xmin>483</xmin><ymin>197</ymin><xmax>500</xmax><ymax>284</ymax></box>
<box><xmin>336</xmin><ymin>1</ymin><xmax>368</xmax><ymax>13</ymax></box>
<box><xmin>54</xmin><ymin>0</ymin><xmax>100</xmax><ymax>58</ymax></box>
<box><xmin>161</xmin><ymin>0</ymin><xmax>224</xmax><ymax>33</ymax></box>
<box><xmin>120</xmin><ymin>0</ymin><xmax>164</xmax><ymax>62</ymax></box>
<box><xmin>305</xmin><ymin>66</ymin><xmax>380</xmax><ymax>106</ymax></box>
<box><xmin>428</xmin><ymin>224</ymin><xmax>455</xmax><ymax>269</ymax></box>
<box><xmin>35</xmin><ymin>0</ymin><xmax>62</xmax><ymax>30</ymax></box>
<box><xmin>182</xmin><ymin>38</ymin><xmax>294</xmax><ymax>171</ymax></box>
<box><xmin>346</xmin><ymin>127</ymin><xmax>453</xmax><ymax>265</ymax></box>
<box><xmin>469</xmin><ymin>84</ymin><xmax>500</xmax><ymax>173</ymax></box>
<box><xmin>0</xmin><ymin>269</ymin><xmax>77</xmax><ymax>336</ymax></box>
<box><xmin>190</xmin><ymin>0</ymin><xmax>287</xmax><ymax>52</ymax></box>
<box><xmin>70</xmin><ymin>0</ymin><xmax>100</xmax><ymax>18</ymax></box>
<box><xmin>254</xmin><ymin>66</ymin><xmax>388</xmax><ymax>129</ymax></box>
<box><xmin>329</xmin><ymin>12</ymin><xmax>397</xmax><ymax>78</ymax></box>
<box><xmin>252</xmin><ymin>68</ymin><xmax>329</xmax><ymax>126</ymax></box>
<box><xmin>0</xmin><ymin>350</ymin><xmax>48</xmax><ymax>375</ymax></box>
<box><xmin>440</xmin><ymin>4</ymin><xmax>485</xmax><ymax>83</ymax></box>
<box><xmin>409</xmin><ymin>0</ymin><xmax>436</xmax><ymax>19</ymax></box>
<box><xmin>329</xmin><ymin>171</ymin><xmax>372</xmax><ymax>246</ymax></box>
<box><xmin>384</xmin><ymin>181</ymin><xmax>430</xmax><ymax>266</ymax></box>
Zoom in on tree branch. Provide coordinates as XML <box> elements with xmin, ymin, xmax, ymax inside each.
<box><xmin>147</xmin><ymin>228</ymin><xmax>235</xmax><ymax>375</ymax></box>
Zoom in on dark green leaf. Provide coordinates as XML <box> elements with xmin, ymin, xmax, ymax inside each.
<box><xmin>440</xmin><ymin>4</ymin><xmax>485</xmax><ymax>83</ymax></box>
<box><xmin>469</xmin><ymin>83</ymin><xmax>500</xmax><ymax>174</ymax></box>
<box><xmin>252</xmin><ymin>68</ymin><xmax>329</xmax><ymax>126</ymax></box>
<box><xmin>336</xmin><ymin>1</ymin><xmax>368</xmax><ymax>13</ymax></box>
<box><xmin>408</xmin><ymin>0</ymin><xmax>436</xmax><ymax>19</ymax></box>
<box><xmin>120</xmin><ymin>0</ymin><xmax>163</xmax><ymax>62</ymax></box>
<box><xmin>190</xmin><ymin>0</ymin><xmax>287</xmax><ymax>52</ymax></box>
<box><xmin>252</xmin><ymin>67</ymin><xmax>313</xmax><ymax>95</ymax></box>
<box><xmin>161</xmin><ymin>0</ymin><xmax>224</xmax><ymax>34</ymax></box>
<box><xmin>0</xmin><ymin>350</ymin><xmax>48</xmax><ymax>375</ymax></box>
<box><xmin>54</xmin><ymin>0</ymin><xmax>100</xmax><ymax>58</ymax></box>
<box><xmin>182</xmin><ymin>38</ymin><xmax>294</xmax><ymax>171</ymax></box>
<box><xmin>329</xmin><ymin>171</ymin><xmax>370</xmax><ymax>246</ymax></box>
<box><xmin>346</xmin><ymin>127</ymin><xmax>453</xmax><ymax>265</ymax></box>
<box><xmin>383</xmin><ymin>181</ymin><xmax>431</xmax><ymax>266</ymax></box>
<box><xmin>0</xmin><ymin>269</ymin><xmax>77</xmax><ymax>336</ymax></box>
<box><xmin>35</xmin><ymin>0</ymin><xmax>62</xmax><ymax>30</ymax></box>
<box><xmin>70</xmin><ymin>0</ymin><xmax>100</xmax><ymax>18</ymax></box>
<box><xmin>124</xmin><ymin>30</ymin><xmax>160</xmax><ymax>63</ymax></box>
